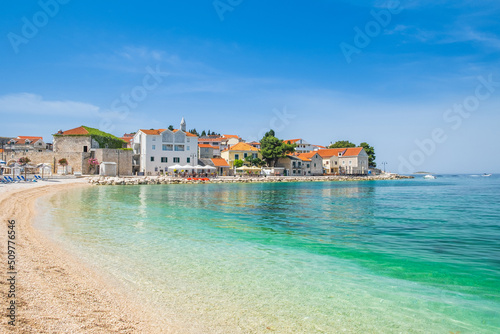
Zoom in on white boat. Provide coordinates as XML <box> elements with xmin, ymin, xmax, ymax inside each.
<box><xmin>423</xmin><ymin>174</ymin><xmax>436</xmax><ymax>179</ymax></box>
<box><xmin>482</xmin><ymin>173</ymin><xmax>492</xmax><ymax>177</ymax></box>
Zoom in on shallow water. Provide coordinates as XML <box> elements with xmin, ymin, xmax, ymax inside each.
<box><xmin>36</xmin><ymin>175</ymin><xmax>500</xmax><ymax>333</ymax></box>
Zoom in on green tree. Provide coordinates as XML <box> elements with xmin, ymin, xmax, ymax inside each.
<box><xmin>168</xmin><ymin>125</ymin><xmax>174</xmax><ymax>131</ymax></box>
<box><xmin>18</xmin><ymin>157</ymin><xmax>31</xmax><ymax>165</ymax></box>
<box><xmin>234</xmin><ymin>159</ymin><xmax>244</xmax><ymax>168</ymax></box>
<box><xmin>328</xmin><ymin>140</ymin><xmax>356</xmax><ymax>148</ymax></box>
<box><xmin>201</xmin><ymin>130</ymin><xmax>207</xmax><ymax>137</ymax></box>
<box><xmin>189</xmin><ymin>129</ymin><xmax>199</xmax><ymax>136</ymax></box>
<box><xmin>260</xmin><ymin>130</ymin><xmax>296</xmax><ymax>167</ymax></box>
<box><xmin>359</xmin><ymin>142</ymin><xmax>376</xmax><ymax>167</ymax></box>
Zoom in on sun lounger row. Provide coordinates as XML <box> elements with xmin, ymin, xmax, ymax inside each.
<box><xmin>1</xmin><ymin>175</ymin><xmax>44</xmax><ymax>183</ymax></box>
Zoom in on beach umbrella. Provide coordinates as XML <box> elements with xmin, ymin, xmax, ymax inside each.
<box><xmin>167</xmin><ymin>164</ymin><xmax>183</xmax><ymax>170</ymax></box>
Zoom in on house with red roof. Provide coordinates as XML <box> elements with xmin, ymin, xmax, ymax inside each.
<box><xmin>222</xmin><ymin>134</ymin><xmax>242</xmax><ymax>148</ymax></box>
<box><xmin>276</xmin><ymin>152</ymin><xmax>323</xmax><ymax>176</ymax></box>
<box><xmin>5</xmin><ymin>136</ymin><xmax>47</xmax><ymax>153</ymax></box>
<box><xmin>132</xmin><ymin>118</ymin><xmax>199</xmax><ymax>175</ymax></box>
<box><xmin>220</xmin><ymin>142</ymin><xmax>261</xmax><ymax>168</ymax></box>
<box><xmin>317</xmin><ymin>147</ymin><xmax>368</xmax><ymax>175</ymax></box>
<box><xmin>198</xmin><ymin>143</ymin><xmax>220</xmax><ymax>159</ymax></box>
<box><xmin>283</xmin><ymin>138</ymin><xmax>314</xmax><ymax>153</ymax></box>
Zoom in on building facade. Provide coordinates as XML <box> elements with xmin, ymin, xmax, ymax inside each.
<box><xmin>220</xmin><ymin>142</ymin><xmax>261</xmax><ymax>168</ymax></box>
<box><xmin>133</xmin><ymin>118</ymin><xmax>198</xmax><ymax>175</ymax></box>
<box><xmin>317</xmin><ymin>147</ymin><xmax>369</xmax><ymax>175</ymax></box>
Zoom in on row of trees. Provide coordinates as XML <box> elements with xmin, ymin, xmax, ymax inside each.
<box><xmin>328</xmin><ymin>140</ymin><xmax>376</xmax><ymax>167</ymax></box>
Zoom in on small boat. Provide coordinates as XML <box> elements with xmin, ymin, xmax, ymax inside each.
<box><xmin>423</xmin><ymin>174</ymin><xmax>436</xmax><ymax>179</ymax></box>
<box><xmin>482</xmin><ymin>173</ymin><xmax>492</xmax><ymax>177</ymax></box>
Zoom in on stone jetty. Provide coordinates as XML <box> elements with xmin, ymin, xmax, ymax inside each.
<box><xmin>87</xmin><ymin>174</ymin><xmax>413</xmax><ymax>186</ymax></box>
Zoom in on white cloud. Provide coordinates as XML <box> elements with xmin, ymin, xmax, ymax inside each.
<box><xmin>0</xmin><ymin>93</ymin><xmax>100</xmax><ymax>117</ymax></box>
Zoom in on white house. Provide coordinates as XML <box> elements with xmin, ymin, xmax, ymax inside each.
<box><xmin>132</xmin><ymin>118</ymin><xmax>198</xmax><ymax>175</ymax></box>
<box><xmin>283</xmin><ymin>139</ymin><xmax>314</xmax><ymax>153</ymax></box>
<box><xmin>317</xmin><ymin>147</ymin><xmax>369</xmax><ymax>175</ymax></box>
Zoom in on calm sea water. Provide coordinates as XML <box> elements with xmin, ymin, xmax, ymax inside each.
<box><xmin>36</xmin><ymin>175</ymin><xmax>500</xmax><ymax>333</ymax></box>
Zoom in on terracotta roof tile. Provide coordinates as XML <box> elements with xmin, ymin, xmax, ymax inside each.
<box><xmin>139</xmin><ymin>129</ymin><xmax>165</xmax><ymax>135</ymax></box>
<box><xmin>284</xmin><ymin>139</ymin><xmax>301</xmax><ymax>144</ymax></box>
<box><xmin>227</xmin><ymin>142</ymin><xmax>259</xmax><ymax>151</ymax></box>
<box><xmin>223</xmin><ymin>134</ymin><xmax>240</xmax><ymax>139</ymax></box>
<box><xmin>60</xmin><ymin>126</ymin><xmax>90</xmax><ymax>135</ymax></box>
<box><xmin>316</xmin><ymin>148</ymin><xmax>344</xmax><ymax>158</ymax></box>
<box><xmin>198</xmin><ymin>137</ymin><xmax>224</xmax><ymax>142</ymax></box>
<box><xmin>342</xmin><ymin>147</ymin><xmax>363</xmax><ymax>156</ymax></box>
<box><xmin>297</xmin><ymin>152</ymin><xmax>319</xmax><ymax>161</ymax></box>
<box><xmin>211</xmin><ymin>158</ymin><xmax>230</xmax><ymax>167</ymax></box>
<box><xmin>198</xmin><ymin>144</ymin><xmax>217</xmax><ymax>149</ymax></box>
<box><xmin>317</xmin><ymin>147</ymin><xmax>364</xmax><ymax>158</ymax></box>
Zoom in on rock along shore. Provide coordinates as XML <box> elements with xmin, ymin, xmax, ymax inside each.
<box><xmin>87</xmin><ymin>174</ymin><xmax>413</xmax><ymax>186</ymax></box>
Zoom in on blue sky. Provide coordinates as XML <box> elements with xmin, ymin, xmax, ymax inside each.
<box><xmin>1</xmin><ymin>0</ymin><xmax>499</xmax><ymax>173</ymax></box>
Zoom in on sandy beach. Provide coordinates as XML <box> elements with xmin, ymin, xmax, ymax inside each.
<box><xmin>0</xmin><ymin>179</ymin><xmax>167</xmax><ymax>333</ymax></box>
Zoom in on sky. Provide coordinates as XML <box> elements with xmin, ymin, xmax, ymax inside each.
<box><xmin>1</xmin><ymin>0</ymin><xmax>499</xmax><ymax>174</ymax></box>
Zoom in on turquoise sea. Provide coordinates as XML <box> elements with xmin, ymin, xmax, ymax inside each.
<box><xmin>36</xmin><ymin>175</ymin><xmax>500</xmax><ymax>333</ymax></box>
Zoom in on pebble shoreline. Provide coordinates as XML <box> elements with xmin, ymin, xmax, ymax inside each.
<box><xmin>87</xmin><ymin>174</ymin><xmax>413</xmax><ymax>186</ymax></box>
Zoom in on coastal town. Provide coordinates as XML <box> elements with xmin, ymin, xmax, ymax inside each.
<box><xmin>0</xmin><ymin>117</ymin><xmax>406</xmax><ymax>184</ymax></box>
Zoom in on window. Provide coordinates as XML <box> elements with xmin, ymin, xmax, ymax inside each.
<box><xmin>161</xmin><ymin>157</ymin><xmax>168</xmax><ymax>163</ymax></box>
<box><xmin>335</xmin><ymin>161</ymin><xmax>338</xmax><ymax>165</ymax></box>
<box><xmin>174</xmin><ymin>157</ymin><xmax>180</xmax><ymax>163</ymax></box>
<box><xmin>252</xmin><ymin>153</ymin><xmax>258</xmax><ymax>159</ymax></box>
<box><xmin>307</xmin><ymin>164</ymin><xmax>310</xmax><ymax>168</ymax></box>
<box><xmin>187</xmin><ymin>146</ymin><xmax>190</xmax><ymax>151</ymax></box>
<box><xmin>152</xmin><ymin>145</ymin><xmax>156</xmax><ymax>150</ymax></box>
<box><xmin>152</xmin><ymin>137</ymin><xmax>156</xmax><ymax>141</ymax></box>
<box><xmin>151</xmin><ymin>156</ymin><xmax>155</xmax><ymax>162</ymax></box>
<box><xmin>342</xmin><ymin>161</ymin><xmax>345</xmax><ymax>165</ymax></box>
<box><xmin>187</xmin><ymin>157</ymin><xmax>190</xmax><ymax>163</ymax></box>
<box><xmin>292</xmin><ymin>162</ymin><xmax>296</xmax><ymax>167</ymax></box>
<box><xmin>83</xmin><ymin>146</ymin><xmax>88</xmax><ymax>152</ymax></box>
<box><xmin>349</xmin><ymin>161</ymin><xmax>352</xmax><ymax>165</ymax></box>
<box><xmin>162</xmin><ymin>144</ymin><xmax>173</xmax><ymax>151</ymax></box>
<box><xmin>244</xmin><ymin>153</ymin><xmax>248</xmax><ymax>158</ymax></box>
<box><xmin>314</xmin><ymin>163</ymin><xmax>316</xmax><ymax>167</ymax></box>
<box><xmin>234</xmin><ymin>154</ymin><xmax>239</xmax><ymax>160</ymax></box>
<box><xmin>174</xmin><ymin>145</ymin><xmax>184</xmax><ymax>151</ymax></box>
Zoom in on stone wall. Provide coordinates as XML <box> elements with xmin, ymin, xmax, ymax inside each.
<box><xmin>5</xmin><ymin>151</ymin><xmax>88</xmax><ymax>174</ymax></box>
<box><xmin>53</xmin><ymin>136</ymin><xmax>92</xmax><ymax>153</ymax></box>
<box><xmin>93</xmin><ymin>149</ymin><xmax>133</xmax><ymax>176</ymax></box>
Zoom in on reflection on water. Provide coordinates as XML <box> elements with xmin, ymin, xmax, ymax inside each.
<box><xmin>37</xmin><ymin>179</ymin><xmax>500</xmax><ymax>333</ymax></box>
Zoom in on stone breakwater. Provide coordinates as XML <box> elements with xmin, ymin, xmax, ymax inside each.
<box><xmin>87</xmin><ymin>174</ymin><xmax>413</xmax><ymax>186</ymax></box>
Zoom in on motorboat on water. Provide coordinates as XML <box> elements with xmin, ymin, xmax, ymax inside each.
<box><xmin>423</xmin><ymin>174</ymin><xmax>436</xmax><ymax>179</ymax></box>
<box><xmin>482</xmin><ymin>173</ymin><xmax>492</xmax><ymax>177</ymax></box>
